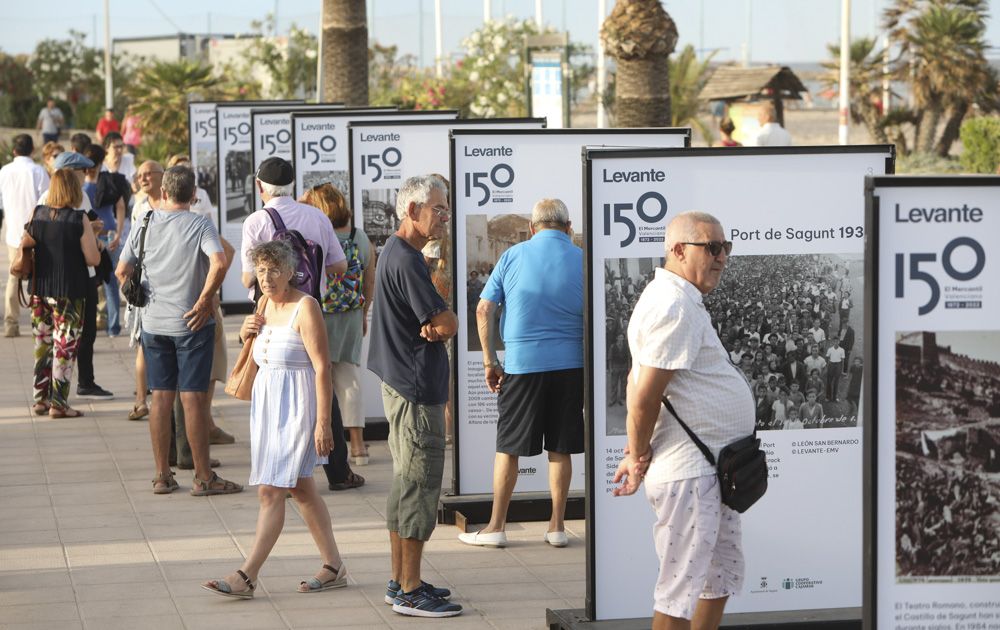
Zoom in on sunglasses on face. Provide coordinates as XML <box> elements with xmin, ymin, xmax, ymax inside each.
<box><xmin>680</xmin><ymin>240</ymin><xmax>733</xmax><ymax>257</ymax></box>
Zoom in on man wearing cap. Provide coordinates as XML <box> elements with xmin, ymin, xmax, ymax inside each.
<box><xmin>240</xmin><ymin>157</ymin><xmax>362</xmax><ymax>492</ymax></box>
<box><xmin>1</xmin><ymin>134</ymin><xmax>51</xmax><ymax>336</ymax></box>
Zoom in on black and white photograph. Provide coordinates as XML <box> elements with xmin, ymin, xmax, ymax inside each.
<box><xmin>224</xmin><ymin>149</ymin><xmax>253</xmax><ymax>222</ymax></box>
<box><xmin>195</xmin><ymin>144</ymin><xmax>218</xmax><ymax>206</ymax></box>
<box><xmin>303</xmin><ymin>169</ymin><xmax>350</xmax><ymax>201</ymax></box>
<box><xmin>604</xmin><ymin>257</ymin><xmax>661</xmax><ymax>436</ymax></box>
<box><xmin>604</xmin><ymin>253</ymin><xmax>864</xmax><ymax>436</ymax></box>
<box><xmin>895</xmin><ymin>330</ymin><xmax>1000</xmax><ymax>581</ymax></box>
<box><xmin>362</xmin><ymin>187</ymin><xmax>399</xmax><ymax>255</ymax></box>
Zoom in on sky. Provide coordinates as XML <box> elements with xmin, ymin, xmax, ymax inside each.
<box><xmin>3</xmin><ymin>0</ymin><xmax>999</xmax><ymax>65</ymax></box>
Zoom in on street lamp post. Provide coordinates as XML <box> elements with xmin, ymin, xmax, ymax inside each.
<box><xmin>104</xmin><ymin>0</ymin><xmax>113</xmax><ymax>109</ymax></box>
<box><xmin>839</xmin><ymin>0</ymin><xmax>851</xmax><ymax>145</ymax></box>
<box><xmin>596</xmin><ymin>0</ymin><xmax>607</xmax><ymax>128</ymax></box>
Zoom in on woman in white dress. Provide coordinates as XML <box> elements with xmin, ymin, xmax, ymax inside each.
<box><xmin>202</xmin><ymin>240</ymin><xmax>347</xmax><ymax>599</ymax></box>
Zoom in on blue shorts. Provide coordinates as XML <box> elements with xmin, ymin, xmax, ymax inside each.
<box><xmin>141</xmin><ymin>324</ymin><xmax>215</xmax><ymax>392</ymax></box>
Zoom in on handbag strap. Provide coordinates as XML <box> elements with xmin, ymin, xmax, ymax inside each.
<box><xmin>134</xmin><ymin>210</ymin><xmax>153</xmax><ymax>276</ymax></box>
<box><xmin>661</xmin><ymin>396</ymin><xmax>717</xmax><ymax>467</ymax></box>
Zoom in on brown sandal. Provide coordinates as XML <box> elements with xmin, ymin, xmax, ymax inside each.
<box><xmin>128</xmin><ymin>403</ymin><xmax>149</xmax><ymax>421</ymax></box>
<box><xmin>190</xmin><ymin>472</ymin><xmax>243</xmax><ymax>496</ymax></box>
<box><xmin>49</xmin><ymin>407</ymin><xmax>84</xmax><ymax>418</ymax></box>
<box><xmin>32</xmin><ymin>402</ymin><xmax>50</xmax><ymax>415</ymax></box>
<box><xmin>152</xmin><ymin>471</ymin><xmax>179</xmax><ymax>495</ymax></box>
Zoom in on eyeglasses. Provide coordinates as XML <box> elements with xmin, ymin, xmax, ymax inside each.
<box><xmin>680</xmin><ymin>240</ymin><xmax>733</xmax><ymax>257</ymax></box>
<box><xmin>137</xmin><ymin>170</ymin><xmax>164</xmax><ymax>178</ymax></box>
<box><xmin>255</xmin><ymin>267</ymin><xmax>284</xmax><ymax>278</ymax></box>
<box><xmin>426</xmin><ymin>204</ymin><xmax>450</xmax><ymax>218</ymax></box>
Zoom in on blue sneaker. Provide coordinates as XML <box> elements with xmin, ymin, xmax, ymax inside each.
<box><xmin>385</xmin><ymin>579</ymin><xmax>451</xmax><ymax>604</ymax></box>
<box><xmin>391</xmin><ymin>583</ymin><xmax>462</xmax><ymax>618</ymax></box>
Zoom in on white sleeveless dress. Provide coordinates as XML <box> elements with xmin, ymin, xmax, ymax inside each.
<box><xmin>248</xmin><ymin>298</ymin><xmax>325</xmax><ymax>487</ymax></box>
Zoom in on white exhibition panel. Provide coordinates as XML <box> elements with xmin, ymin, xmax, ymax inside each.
<box><xmin>289</xmin><ymin>109</ymin><xmax>457</xmax><ymax>424</ymax></box>
<box><xmin>451</xmin><ymin>129</ymin><xmax>690</xmax><ymax>496</ymax></box>
<box><xmin>187</xmin><ymin>102</ymin><xmax>219</xmax><ymax>231</ymax></box>
<box><xmin>347</xmin><ymin>118</ymin><xmax>546</xmax><ymax>233</ymax></box>
<box><xmin>290</xmin><ymin>110</ymin><xmax>457</xmax><ymax>202</ymax></box>
<box><xmin>214</xmin><ymin>101</ymin><xmax>302</xmax><ymax>305</ymax></box>
<box><xmin>248</xmin><ymin>105</ymin><xmax>347</xmax><ymax>212</ymax></box>
<box><xmin>586</xmin><ymin>147</ymin><xmax>893</xmax><ymax>621</ymax></box>
<box><xmin>871</xmin><ymin>178</ymin><xmax>1000</xmax><ymax>630</ymax></box>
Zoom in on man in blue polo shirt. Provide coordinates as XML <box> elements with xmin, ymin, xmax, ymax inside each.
<box><xmin>458</xmin><ymin>198</ymin><xmax>583</xmax><ymax>549</ymax></box>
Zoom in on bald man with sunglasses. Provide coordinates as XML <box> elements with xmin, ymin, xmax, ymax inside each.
<box><xmin>612</xmin><ymin>211</ymin><xmax>751</xmax><ymax>630</ymax></box>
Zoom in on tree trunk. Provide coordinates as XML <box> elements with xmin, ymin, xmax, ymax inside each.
<box><xmin>614</xmin><ymin>56</ymin><xmax>671</xmax><ymax>127</ymax></box>
<box><xmin>320</xmin><ymin>0</ymin><xmax>368</xmax><ymax>105</ymax></box>
<box><xmin>918</xmin><ymin>105</ymin><xmax>942</xmax><ymax>153</ymax></box>
<box><xmin>934</xmin><ymin>102</ymin><xmax>968</xmax><ymax>158</ymax></box>
<box><xmin>862</xmin><ymin>109</ymin><xmax>888</xmax><ymax>144</ymax></box>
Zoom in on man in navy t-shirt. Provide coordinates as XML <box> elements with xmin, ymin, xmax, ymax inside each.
<box><xmin>368</xmin><ymin>175</ymin><xmax>462</xmax><ymax>618</ymax></box>
<box><xmin>457</xmin><ymin>198</ymin><xmax>584</xmax><ymax>551</ymax></box>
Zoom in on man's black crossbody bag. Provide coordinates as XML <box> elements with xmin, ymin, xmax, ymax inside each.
<box><xmin>661</xmin><ymin>396</ymin><xmax>768</xmax><ymax>513</ymax></box>
<box><xmin>122</xmin><ymin>211</ymin><xmax>153</xmax><ymax>307</ymax></box>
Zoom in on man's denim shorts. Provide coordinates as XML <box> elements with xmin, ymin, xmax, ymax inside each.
<box><xmin>141</xmin><ymin>323</ymin><xmax>216</xmax><ymax>393</ymax></box>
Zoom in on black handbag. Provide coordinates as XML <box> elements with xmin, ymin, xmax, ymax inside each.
<box><xmin>661</xmin><ymin>396</ymin><xmax>768</xmax><ymax>513</ymax></box>
<box><xmin>122</xmin><ymin>211</ymin><xmax>152</xmax><ymax>307</ymax></box>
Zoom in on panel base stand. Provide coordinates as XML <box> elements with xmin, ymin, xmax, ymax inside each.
<box><xmin>546</xmin><ymin>608</ymin><xmax>861</xmax><ymax>630</ymax></box>
<box><xmin>438</xmin><ymin>491</ymin><xmax>584</xmax><ymax>527</ymax></box>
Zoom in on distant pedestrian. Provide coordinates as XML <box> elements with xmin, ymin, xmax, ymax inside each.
<box><xmin>719</xmin><ymin>117</ymin><xmax>741</xmax><ymax>147</ymax></box>
<box><xmin>751</xmin><ymin>102</ymin><xmax>792</xmax><ymax>146</ymax></box>
<box><xmin>95</xmin><ymin>108</ymin><xmax>120</xmax><ymax>143</ymax></box>
<box><xmin>102</xmin><ymin>132</ymin><xmax>136</xmax><ymax>185</ymax></box>
<box><xmin>121</xmin><ymin>107</ymin><xmax>143</xmax><ymax>154</ymax></box>
<box><xmin>36</xmin><ymin>99</ymin><xmax>65</xmax><ymax>144</ymax></box>
<box><xmin>0</xmin><ymin>134</ymin><xmax>50</xmax><ymax>337</ymax></box>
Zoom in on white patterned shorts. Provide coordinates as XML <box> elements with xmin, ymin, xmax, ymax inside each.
<box><xmin>644</xmin><ymin>474</ymin><xmax>745</xmax><ymax>620</ymax></box>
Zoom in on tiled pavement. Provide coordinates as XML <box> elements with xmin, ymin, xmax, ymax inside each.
<box><xmin>0</xmin><ymin>265</ymin><xmax>585</xmax><ymax>629</ymax></box>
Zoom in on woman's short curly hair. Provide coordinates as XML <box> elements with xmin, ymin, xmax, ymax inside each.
<box><xmin>248</xmin><ymin>240</ymin><xmax>299</xmax><ymax>283</ymax></box>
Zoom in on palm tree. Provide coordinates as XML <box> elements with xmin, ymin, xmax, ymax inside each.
<box><xmin>600</xmin><ymin>0</ymin><xmax>678</xmax><ymax>127</ymax></box>
<box><xmin>822</xmin><ymin>38</ymin><xmax>891</xmax><ymax>144</ymax></box>
<box><xmin>320</xmin><ymin>0</ymin><xmax>369</xmax><ymax>105</ymax></box>
<box><xmin>124</xmin><ymin>60</ymin><xmax>223</xmax><ymax>159</ymax></box>
<box><xmin>669</xmin><ymin>45</ymin><xmax>715</xmax><ymax>144</ymax></box>
<box><xmin>884</xmin><ymin>0</ymin><xmax>994</xmax><ymax>155</ymax></box>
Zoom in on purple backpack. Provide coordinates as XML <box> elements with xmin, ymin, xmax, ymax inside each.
<box><xmin>263</xmin><ymin>207</ymin><xmax>324</xmax><ymax>300</ymax></box>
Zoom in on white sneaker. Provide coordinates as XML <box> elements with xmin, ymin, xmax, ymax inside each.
<box><xmin>457</xmin><ymin>529</ymin><xmax>508</xmax><ymax>548</ymax></box>
<box><xmin>544</xmin><ymin>531</ymin><xmax>568</xmax><ymax>547</ymax></box>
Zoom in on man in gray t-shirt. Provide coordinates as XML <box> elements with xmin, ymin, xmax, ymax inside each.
<box><xmin>36</xmin><ymin>99</ymin><xmax>64</xmax><ymax>144</ymax></box>
<box><xmin>116</xmin><ymin>165</ymin><xmax>242</xmax><ymax>497</ymax></box>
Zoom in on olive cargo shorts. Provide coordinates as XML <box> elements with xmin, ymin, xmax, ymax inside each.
<box><xmin>382</xmin><ymin>383</ymin><xmax>446</xmax><ymax>541</ymax></box>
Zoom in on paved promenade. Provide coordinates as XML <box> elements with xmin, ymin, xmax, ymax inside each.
<box><xmin>0</xmin><ymin>269</ymin><xmax>585</xmax><ymax>629</ymax></box>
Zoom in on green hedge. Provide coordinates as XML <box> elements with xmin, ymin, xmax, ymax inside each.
<box><xmin>959</xmin><ymin>116</ymin><xmax>1000</xmax><ymax>174</ymax></box>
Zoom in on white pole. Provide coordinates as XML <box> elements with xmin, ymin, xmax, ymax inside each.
<box><xmin>316</xmin><ymin>11</ymin><xmax>324</xmax><ymax>102</ymax></box>
<box><xmin>596</xmin><ymin>0</ymin><xmax>607</xmax><ymax>128</ymax></box>
<box><xmin>435</xmin><ymin>0</ymin><xmax>444</xmax><ymax>78</ymax></box>
<box><xmin>484</xmin><ymin>0</ymin><xmax>491</xmax><ymax>23</ymax></box>
<box><xmin>744</xmin><ymin>0</ymin><xmax>752</xmax><ymax>67</ymax></box>
<box><xmin>103</xmin><ymin>0</ymin><xmax>113</xmax><ymax>109</ymax></box>
<box><xmin>882</xmin><ymin>33</ymin><xmax>891</xmax><ymax>115</ymax></box>
<box><xmin>838</xmin><ymin>0</ymin><xmax>851</xmax><ymax>145</ymax></box>
<box><xmin>535</xmin><ymin>0</ymin><xmax>543</xmax><ymax>28</ymax></box>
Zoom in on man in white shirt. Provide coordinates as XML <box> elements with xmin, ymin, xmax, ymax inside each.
<box><xmin>612</xmin><ymin>211</ymin><xmax>752</xmax><ymax>629</ymax></box>
<box><xmin>36</xmin><ymin>99</ymin><xmax>65</xmax><ymax>144</ymax></box>
<box><xmin>0</xmin><ymin>134</ymin><xmax>50</xmax><ymax>336</ymax></box>
<box><xmin>751</xmin><ymin>102</ymin><xmax>792</xmax><ymax>146</ymax></box>
<box><xmin>825</xmin><ymin>338</ymin><xmax>847</xmax><ymax>401</ymax></box>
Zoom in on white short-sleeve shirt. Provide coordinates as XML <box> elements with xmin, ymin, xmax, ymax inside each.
<box><xmin>628</xmin><ymin>268</ymin><xmax>755</xmax><ymax>483</ymax></box>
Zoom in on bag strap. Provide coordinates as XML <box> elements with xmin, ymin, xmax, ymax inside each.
<box><xmin>135</xmin><ymin>210</ymin><xmax>153</xmax><ymax>270</ymax></box>
<box><xmin>263</xmin><ymin>206</ymin><xmax>287</xmax><ymax>232</ymax></box>
<box><xmin>660</xmin><ymin>396</ymin><xmax>717</xmax><ymax>467</ymax></box>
